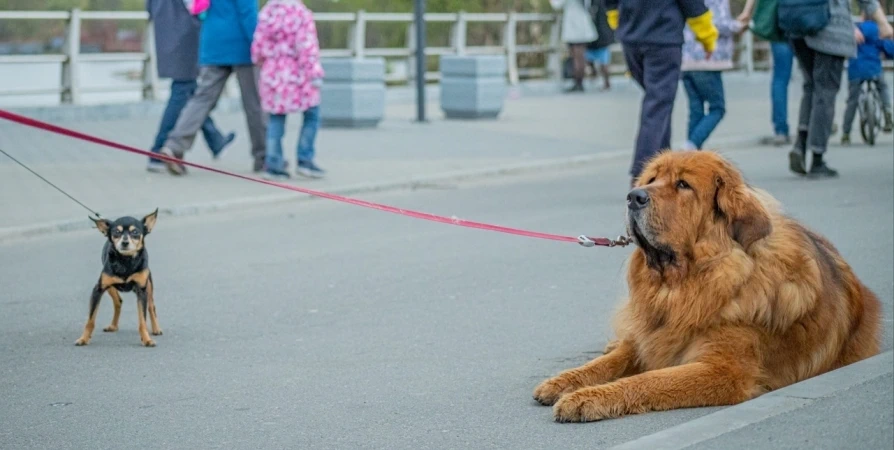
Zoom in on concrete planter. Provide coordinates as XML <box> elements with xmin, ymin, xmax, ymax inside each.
<box><xmin>320</xmin><ymin>58</ymin><xmax>386</xmax><ymax>128</ymax></box>
<box><xmin>439</xmin><ymin>55</ymin><xmax>507</xmax><ymax>119</ymax></box>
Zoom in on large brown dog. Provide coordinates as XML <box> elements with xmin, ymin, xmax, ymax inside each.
<box><xmin>533</xmin><ymin>150</ymin><xmax>881</xmax><ymax>422</ymax></box>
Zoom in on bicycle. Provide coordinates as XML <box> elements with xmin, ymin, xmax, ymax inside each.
<box><xmin>858</xmin><ymin>78</ymin><xmax>883</xmax><ymax>146</ymax></box>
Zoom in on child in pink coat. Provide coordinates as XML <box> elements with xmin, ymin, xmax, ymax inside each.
<box><xmin>251</xmin><ymin>0</ymin><xmax>326</xmax><ymax>180</ymax></box>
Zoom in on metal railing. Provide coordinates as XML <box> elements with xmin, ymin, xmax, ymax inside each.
<box><xmin>0</xmin><ymin>9</ymin><xmax>890</xmax><ymax>105</ymax></box>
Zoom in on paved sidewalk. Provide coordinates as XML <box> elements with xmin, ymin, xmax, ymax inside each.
<box><xmin>1</xmin><ymin>72</ymin><xmax>890</xmax><ymax>237</ymax></box>
<box><xmin>611</xmin><ymin>351</ymin><xmax>894</xmax><ymax>450</ymax></box>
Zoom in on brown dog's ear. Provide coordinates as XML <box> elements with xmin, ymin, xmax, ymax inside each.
<box><xmin>714</xmin><ymin>176</ymin><xmax>772</xmax><ymax>251</ymax></box>
<box><xmin>142</xmin><ymin>209</ymin><xmax>159</xmax><ymax>234</ymax></box>
<box><xmin>90</xmin><ymin>216</ymin><xmax>111</xmax><ymax>236</ymax></box>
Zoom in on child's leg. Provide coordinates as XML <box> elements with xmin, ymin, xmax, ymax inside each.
<box><xmin>878</xmin><ymin>76</ymin><xmax>893</xmax><ymax>131</ymax></box>
<box><xmin>687</xmin><ymin>71</ymin><xmax>726</xmax><ymax>149</ymax></box>
<box><xmin>265</xmin><ymin>113</ymin><xmax>287</xmax><ymax>172</ymax></box>
<box><xmin>681</xmin><ymin>72</ymin><xmax>705</xmax><ymax>147</ymax></box>
<box><xmin>841</xmin><ymin>79</ymin><xmax>862</xmax><ymax>136</ymax></box>
<box><xmin>877</xmin><ymin>76</ymin><xmax>892</xmax><ymax>112</ymax></box>
<box><xmin>297</xmin><ymin>106</ymin><xmax>321</xmax><ymax>165</ymax></box>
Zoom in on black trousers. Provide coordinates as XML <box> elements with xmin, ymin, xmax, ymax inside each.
<box><xmin>623</xmin><ymin>43</ymin><xmax>683</xmax><ymax>178</ymax></box>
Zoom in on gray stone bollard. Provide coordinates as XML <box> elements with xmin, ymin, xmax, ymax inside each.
<box><xmin>439</xmin><ymin>55</ymin><xmax>507</xmax><ymax>119</ymax></box>
<box><xmin>320</xmin><ymin>58</ymin><xmax>386</xmax><ymax>128</ymax></box>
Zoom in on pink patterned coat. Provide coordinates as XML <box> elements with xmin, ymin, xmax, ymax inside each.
<box><xmin>251</xmin><ymin>0</ymin><xmax>324</xmax><ymax>115</ymax></box>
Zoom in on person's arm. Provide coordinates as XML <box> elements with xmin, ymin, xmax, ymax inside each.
<box><xmin>737</xmin><ymin>0</ymin><xmax>756</xmax><ymax>23</ymax></box>
<box><xmin>250</xmin><ymin>7</ymin><xmax>267</xmax><ymax>65</ymax></box>
<box><xmin>880</xmin><ymin>38</ymin><xmax>894</xmax><ymax>59</ymax></box>
<box><xmin>857</xmin><ymin>0</ymin><xmax>893</xmax><ymax>39</ymax></box>
<box><xmin>678</xmin><ymin>0</ymin><xmax>719</xmax><ymax>53</ymax></box>
<box><xmin>714</xmin><ymin>0</ymin><xmax>744</xmax><ymax>36</ymax></box>
<box><xmin>145</xmin><ymin>0</ymin><xmax>153</xmax><ymax>20</ymax></box>
<box><xmin>301</xmin><ymin>9</ymin><xmax>325</xmax><ymax>82</ymax></box>
<box><xmin>236</xmin><ymin>0</ymin><xmax>259</xmax><ymax>43</ymax></box>
<box><xmin>605</xmin><ymin>0</ymin><xmax>618</xmax><ymax>29</ymax></box>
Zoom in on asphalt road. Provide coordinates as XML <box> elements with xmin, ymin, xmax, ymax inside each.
<box><xmin>1</xmin><ymin>146</ymin><xmax>891</xmax><ymax>449</ymax></box>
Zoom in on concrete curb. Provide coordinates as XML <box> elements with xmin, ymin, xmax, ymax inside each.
<box><xmin>0</xmin><ymin>134</ymin><xmax>761</xmax><ymax>244</ymax></box>
<box><xmin>609</xmin><ymin>350</ymin><xmax>894</xmax><ymax>450</ymax></box>
<box><xmin>3</xmin><ymin>78</ymin><xmax>583</xmax><ymax>124</ymax></box>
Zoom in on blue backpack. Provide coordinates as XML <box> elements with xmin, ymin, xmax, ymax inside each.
<box><xmin>777</xmin><ymin>0</ymin><xmax>830</xmax><ymax>38</ymax></box>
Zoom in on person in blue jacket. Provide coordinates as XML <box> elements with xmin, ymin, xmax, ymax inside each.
<box><xmin>605</xmin><ymin>0</ymin><xmax>718</xmax><ymax>184</ymax></box>
<box><xmin>841</xmin><ymin>18</ymin><xmax>894</xmax><ymax>144</ymax></box>
<box><xmin>145</xmin><ymin>0</ymin><xmax>235</xmax><ymax>173</ymax></box>
<box><xmin>159</xmin><ymin>0</ymin><xmax>267</xmax><ymax>176</ymax></box>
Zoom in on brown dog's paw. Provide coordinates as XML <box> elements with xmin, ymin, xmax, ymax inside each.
<box><xmin>603</xmin><ymin>339</ymin><xmax>621</xmax><ymax>354</ymax></box>
<box><xmin>553</xmin><ymin>388</ymin><xmax>615</xmax><ymax>423</ymax></box>
<box><xmin>151</xmin><ymin>329</ymin><xmax>163</xmax><ymax>336</ymax></box>
<box><xmin>74</xmin><ymin>337</ymin><xmax>89</xmax><ymax>346</ymax></box>
<box><xmin>533</xmin><ymin>376</ymin><xmax>578</xmax><ymax>406</ymax></box>
<box><xmin>142</xmin><ymin>339</ymin><xmax>156</xmax><ymax>347</ymax></box>
<box><xmin>103</xmin><ymin>325</ymin><xmax>118</xmax><ymax>332</ymax></box>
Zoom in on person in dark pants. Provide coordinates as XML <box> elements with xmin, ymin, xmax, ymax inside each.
<box><xmin>159</xmin><ymin>0</ymin><xmax>267</xmax><ymax>176</ymax></box>
<box><xmin>605</xmin><ymin>0</ymin><xmax>718</xmax><ymax>183</ymax></box>
<box><xmin>786</xmin><ymin>0</ymin><xmax>890</xmax><ymax>178</ymax></box>
<box><xmin>586</xmin><ymin>0</ymin><xmax>615</xmax><ymax>91</ymax></box>
<box><xmin>145</xmin><ymin>0</ymin><xmax>234</xmax><ymax>173</ymax></box>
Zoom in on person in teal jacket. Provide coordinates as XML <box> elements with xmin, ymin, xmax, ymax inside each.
<box><xmin>159</xmin><ymin>0</ymin><xmax>268</xmax><ymax>176</ymax></box>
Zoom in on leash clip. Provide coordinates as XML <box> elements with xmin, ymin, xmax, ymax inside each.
<box><xmin>611</xmin><ymin>235</ymin><xmax>632</xmax><ymax>247</ymax></box>
<box><xmin>578</xmin><ymin>235</ymin><xmax>596</xmax><ymax>247</ymax></box>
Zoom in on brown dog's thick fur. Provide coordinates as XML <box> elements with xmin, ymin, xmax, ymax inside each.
<box><xmin>533</xmin><ymin>150</ymin><xmax>881</xmax><ymax>422</ymax></box>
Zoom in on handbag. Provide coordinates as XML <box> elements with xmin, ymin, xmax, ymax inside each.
<box><xmin>777</xmin><ymin>0</ymin><xmax>830</xmax><ymax>38</ymax></box>
<box><xmin>751</xmin><ymin>0</ymin><xmax>785</xmax><ymax>42</ymax></box>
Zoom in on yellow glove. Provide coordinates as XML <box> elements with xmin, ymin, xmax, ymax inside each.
<box><xmin>607</xmin><ymin>9</ymin><xmax>619</xmax><ymax>30</ymax></box>
<box><xmin>686</xmin><ymin>10</ymin><xmax>719</xmax><ymax>54</ymax></box>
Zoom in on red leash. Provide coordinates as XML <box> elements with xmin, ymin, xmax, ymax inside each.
<box><xmin>0</xmin><ymin>109</ymin><xmax>630</xmax><ymax>248</ymax></box>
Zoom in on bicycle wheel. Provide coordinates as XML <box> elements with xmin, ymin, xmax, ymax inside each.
<box><xmin>860</xmin><ymin>95</ymin><xmax>872</xmax><ymax>144</ymax></box>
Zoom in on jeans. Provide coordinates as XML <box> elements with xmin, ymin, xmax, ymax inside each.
<box><xmin>264</xmin><ymin>106</ymin><xmax>321</xmax><ymax>172</ymax></box>
<box><xmin>770</xmin><ymin>41</ymin><xmax>794</xmax><ymax>136</ymax></box>
<box><xmin>791</xmin><ymin>39</ymin><xmax>844</xmax><ymax>155</ymax></box>
<box><xmin>149</xmin><ymin>79</ymin><xmax>226</xmax><ymax>163</ymax></box>
<box><xmin>622</xmin><ymin>44</ymin><xmax>683</xmax><ymax>177</ymax></box>
<box><xmin>842</xmin><ymin>76</ymin><xmax>893</xmax><ymax>135</ymax></box>
<box><xmin>681</xmin><ymin>71</ymin><xmax>726</xmax><ymax>149</ymax></box>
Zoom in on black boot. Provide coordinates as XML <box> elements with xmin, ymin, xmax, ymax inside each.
<box><xmin>788</xmin><ymin>130</ymin><xmax>808</xmax><ymax>175</ymax></box>
<box><xmin>564</xmin><ymin>82</ymin><xmax>584</xmax><ymax>93</ymax></box>
<box><xmin>808</xmin><ymin>152</ymin><xmax>838</xmax><ymax>178</ymax></box>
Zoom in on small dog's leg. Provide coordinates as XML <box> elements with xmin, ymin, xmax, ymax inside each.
<box><xmin>146</xmin><ymin>277</ymin><xmax>162</xmax><ymax>336</ymax></box>
<box><xmin>103</xmin><ymin>288</ymin><xmax>123</xmax><ymax>332</ymax></box>
<box><xmin>75</xmin><ymin>283</ymin><xmax>105</xmax><ymax>346</ymax></box>
<box><xmin>134</xmin><ymin>286</ymin><xmax>156</xmax><ymax>347</ymax></box>
<box><xmin>533</xmin><ymin>340</ymin><xmax>639</xmax><ymax>406</ymax></box>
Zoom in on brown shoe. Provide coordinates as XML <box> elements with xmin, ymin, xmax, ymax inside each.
<box><xmin>159</xmin><ymin>147</ymin><xmax>187</xmax><ymax>176</ymax></box>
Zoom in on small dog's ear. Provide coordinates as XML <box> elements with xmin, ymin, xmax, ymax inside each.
<box><xmin>90</xmin><ymin>216</ymin><xmax>111</xmax><ymax>236</ymax></box>
<box><xmin>143</xmin><ymin>208</ymin><xmax>159</xmax><ymax>234</ymax></box>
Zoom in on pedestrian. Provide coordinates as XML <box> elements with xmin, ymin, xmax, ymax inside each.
<box><xmin>680</xmin><ymin>0</ymin><xmax>747</xmax><ymax>150</ymax></box>
<box><xmin>551</xmin><ymin>0</ymin><xmax>599</xmax><ymax>93</ymax></box>
<box><xmin>145</xmin><ymin>0</ymin><xmax>235</xmax><ymax>173</ymax></box>
<box><xmin>604</xmin><ymin>0</ymin><xmax>719</xmax><ymax>183</ymax></box>
<box><xmin>586</xmin><ymin>0</ymin><xmax>615</xmax><ymax>91</ymax></box>
<box><xmin>783</xmin><ymin>1</ymin><xmax>892</xmax><ymax>178</ymax></box>
<box><xmin>251</xmin><ymin>0</ymin><xmax>326</xmax><ymax>180</ymax></box>
<box><xmin>841</xmin><ymin>15</ymin><xmax>894</xmax><ymax>144</ymax></box>
<box><xmin>159</xmin><ymin>0</ymin><xmax>267</xmax><ymax>176</ymax></box>
<box><xmin>739</xmin><ymin>0</ymin><xmax>796</xmax><ymax>146</ymax></box>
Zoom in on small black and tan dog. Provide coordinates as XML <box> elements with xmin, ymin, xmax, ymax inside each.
<box><xmin>75</xmin><ymin>209</ymin><xmax>162</xmax><ymax>347</ymax></box>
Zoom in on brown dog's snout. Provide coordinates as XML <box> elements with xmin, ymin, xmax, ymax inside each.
<box><xmin>627</xmin><ymin>188</ymin><xmax>650</xmax><ymax>210</ymax></box>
